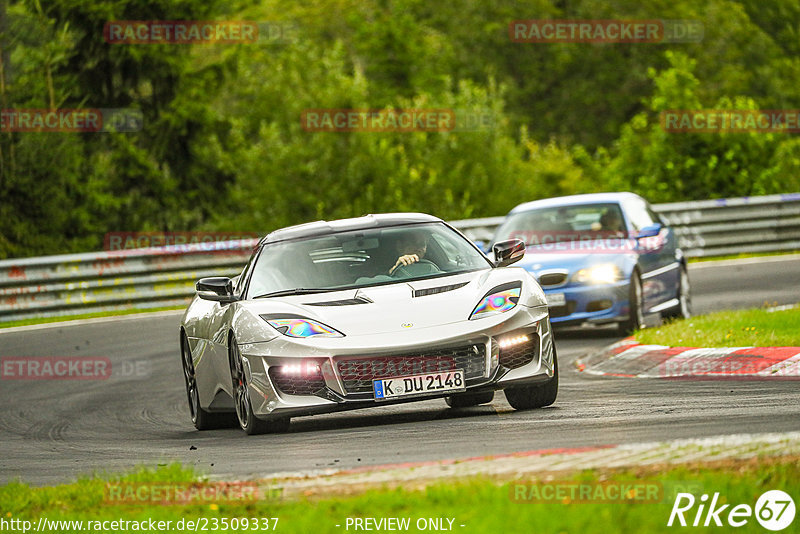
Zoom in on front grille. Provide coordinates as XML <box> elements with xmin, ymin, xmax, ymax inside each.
<box><xmin>549</xmin><ymin>301</ymin><xmax>576</xmax><ymax>318</ymax></box>
<box><xmin>586</xmin><ymin>299</ymin><xmax>613</xmax><ymax>312</ymax></box>
<box><xmin>336</xmin><ymin>344</ymin><xmax>486</xmax><ymax>393</ymax></box>
<box><xmin>268</xmin><ymin>366</ymin><xmax>326</xmax><ymax>396</ymax></box>
<box><xmin>538</xmin><ymin>272</ymin><xmax>567</xmax><ymax>287</ymax></box>
<box><xmin>498</xmin><ymin>335</ymin><xmax>539</xmax><ymax>370</ymax></box>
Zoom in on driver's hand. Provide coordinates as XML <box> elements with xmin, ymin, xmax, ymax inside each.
<box><xmin>390</xmin><ymin>254</ymin><xmax>419</xmax><ymax>274</ymax></box>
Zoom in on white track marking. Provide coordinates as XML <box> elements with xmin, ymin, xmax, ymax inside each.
<box><xmin>0</xmin><ymin>309</ymin><xmax>184</xmax><ymax>334</ymax></box>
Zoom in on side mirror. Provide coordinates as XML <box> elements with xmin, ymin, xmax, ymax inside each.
<box><xmin>196</xmin><ymin>277</ymin><xmax>238</xmax><ymax>303</ymax></box>
<box><xmin>493</xmin><ymin>239</ymin><xmax>525</xmax><ymax>267</ymax></box>
<box><xmin>637</xmin><ymin>223</ymin><xmax>662</xmax><ymax>239</ymax></box>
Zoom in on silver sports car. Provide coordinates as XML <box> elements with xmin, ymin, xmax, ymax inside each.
<box><xmin>180</xmin><ymin>213</ymin><xmax>558</xmax><ymax>434</ymax></box>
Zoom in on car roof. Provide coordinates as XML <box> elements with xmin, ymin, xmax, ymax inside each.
<box><xmin>259</xmin><ymin>213</ymin><xmax>443</xmax><ymax>244</ymax></box>
<box><xmin>508</xmin><ymin>192</ymin><xmax>644</xmax><ymax>214</ymax></box>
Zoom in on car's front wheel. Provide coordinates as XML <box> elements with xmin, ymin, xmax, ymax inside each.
<box><xmin>664</xmin><ymin>263</ymin><xmax>691</xmax><ymax>320</ymax></box>
<box><xmin>445</xmin><ymin>391</ymin><xmax>494</xmax><ymax>408</ymax></box>
<box><xmin>229</xmin><ymin>336</ymin><xmax>290</xmax><ymax>435</ymax></box>
<box><xmin>181</xmin><ymin>333</ymin><xmax>235</xmax><ymax>430</ymax></box>
<box><xmin>504</xmin><ymin>348</ymin><xmax>558</xmax><ymax>410</ymax></box>
<box><xmin>618</xmin><ymin>271</ymin><xmax>644</xmax><ymax>335</ymax></box>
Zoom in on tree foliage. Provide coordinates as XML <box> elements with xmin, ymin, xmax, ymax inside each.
<box><xmin>1</xmin><ymin>0</ymin><xmax>799</xmax><ymax>257</ymax></box>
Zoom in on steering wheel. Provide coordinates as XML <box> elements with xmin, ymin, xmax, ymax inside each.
<box><xmin>391</xmin><ymin>259</ymin><xmax>441</xmax><ymax>278</ymax></box>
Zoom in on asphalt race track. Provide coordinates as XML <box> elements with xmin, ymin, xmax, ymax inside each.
<box><xmin>2</xmin><ymin>256</ymin><xmax>799</xmax><ymax>486</ymax></box>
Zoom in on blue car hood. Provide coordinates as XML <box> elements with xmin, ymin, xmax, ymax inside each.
<box><xmin>515</xmin><ymin>244</ymin><xmax>635</xmax><ymax>276</ymax></box>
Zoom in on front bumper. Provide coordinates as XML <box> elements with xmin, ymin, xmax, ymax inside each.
<box><xmin>545</xmin><ymin>280</ymin><xmax>631</xmax><ymax>326</ymax></box>
<box><xmin>238</xmin><ymin>310</ymin><xmax>555</xmax><ymax>420</ymax></box>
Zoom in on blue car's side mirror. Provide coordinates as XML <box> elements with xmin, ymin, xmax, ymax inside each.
<box><xmin>637</xmin><ymin>223</ymin><xmax>662</xmax><ymax>239</ymax></box>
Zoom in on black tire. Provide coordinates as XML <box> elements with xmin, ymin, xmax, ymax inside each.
<box><xmin>664</xmin><ymin>263</ymin><xmax>692</xmax><ymax>320</ymax></box>
<box><xmin>181</xmin><ymin>333</ymin><xmax>235</xmax><ymax>430</ymax></box>
<box><xmin>504</xmin><ymin>348</ymin><xmax>558</xmax><ymax>410</ymax></box>
<box><xmin>445</xmin><ymin>391</ymin><xmax>494</xmax><ymax>408</ymax></box>
<box><xmin>618</xmin><ymin>271</ymin><xmax>644</xmax><ymax>335</ymax></box>
<box><xmin>229</xmin><ymin>336</ymin><xmax>290</xmax><ymax>435</ymax></box>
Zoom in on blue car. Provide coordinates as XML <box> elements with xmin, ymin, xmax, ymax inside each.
<box><xmin>490</xmin><ymin>193</ymin><xmax>691</xmax><ymax>332</ymax></box>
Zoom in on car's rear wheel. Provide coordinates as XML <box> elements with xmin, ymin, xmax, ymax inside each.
<box><xmin>229</xmin><ymin>336</ymin><xmax>290</xmax><ymax>435</ymax></box>
<box><xmin>445</xmin><ymin>391</ymin><xmax>494</xmax><ymax>408</ymax></box>
<box><xmin>504</xmin><ymin>348</ymin><xmax>558</xmax><ymax>410</ymax></box>
<box><xmin>618</xmin><ymin>271</ymin><xmax>644</xmax><ymax>335</ymax></box>
<box><xmin>664</xmin><ymin>264</ymin><xmax>691</xmax><ymax>320</ymax></box>
<box><xmin>181</xmin><ymin>333</ymin><xmax>235</xmax><ymax>430</ymax></box>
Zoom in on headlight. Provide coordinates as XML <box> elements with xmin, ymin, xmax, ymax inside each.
<box><xmin>260</xmin><ymin>314</ymin><xmax>344</xmax><ymax>338</ymax></box>
<box><xmin>469</xmin><ymin>282</ymin><xmax>522</xmax><ymax>320</ymax></box>
<box><xmin>573</xmin><ymin>264</ymin><xmax>622</xmax><ymax>285</ymax></box>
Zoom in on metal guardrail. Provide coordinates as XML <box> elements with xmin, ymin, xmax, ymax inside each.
<box><xmin>0</xmin><ymin>241</ymin><xmax>258</xmax><ymax>322</ymax></box>
<box><xmin>1</xmin><ymin>194</ymin><xmax>798</xmax><ymax>322</ymax></box>
<box><xmin>653</xmin><ymin>193</ymin><xmax>800</xmax><ymax>257</ymax></box>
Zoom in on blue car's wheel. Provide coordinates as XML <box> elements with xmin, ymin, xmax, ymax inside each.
<box><xmin>665</xmin><ymin>264</ymin><xmax>692</xmax><ymax>320</ymax></box>
<box><xmin>619</xmin><ymin>272</ymin><xmax>644</xmax><ymax>334</ymax></box>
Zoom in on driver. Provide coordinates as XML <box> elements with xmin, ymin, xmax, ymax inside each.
<box><xmin>389</xmin><ymin>231</ymin><xmax>429</xmax><ymax>275</ymax></box>
<box><xmin>599</xmin><ymin>209</ymin><xmax>625</xmax><ymax>233</ymax></box>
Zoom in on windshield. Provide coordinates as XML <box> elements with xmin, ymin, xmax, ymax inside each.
<box><xmin>248</xmin><ymin>222</ymin><xmax>491</xmax><ymax>298</ymax></box>
<box><xmin>493</xmin><ymin>203</ymin><xmax>628</xmax><ymax>246</ymax></box>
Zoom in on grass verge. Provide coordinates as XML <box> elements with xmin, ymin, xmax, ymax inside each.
<box><xmin>1</xmin><ymin>459</ymin><xmax>798</xmax><ymax>533</ymax></box>
<box><xmin>0</xmin><ymin>306</ymin><xmax>185</xmax><ymax>330</ymax></box>
<box><xmin>635</xmin><ymin>306</ymin><xmax>800</xmax><ymax>347</ymax></box>
<box><xmin>688</xmin><ymin>250</ymin><xmax>800</xmax><ymax>263</ymax></box>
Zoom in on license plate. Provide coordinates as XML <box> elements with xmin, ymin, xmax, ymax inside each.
<box><xmin>373</xmin><ymin>370</ymin><xmax>465</xmax><ymax>400</ymax></box>
<box><xmin>546</xmin><ymin>292</ymin><xmax>566</xmax><ymax>307</ymax></box>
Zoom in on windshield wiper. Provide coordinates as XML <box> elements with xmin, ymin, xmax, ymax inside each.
<box><xmin>254</xmin><ymin>288</ymin><xmax>334</xmax><ymax>299</ymax></box>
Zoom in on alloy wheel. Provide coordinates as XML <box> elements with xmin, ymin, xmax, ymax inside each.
<box><xmin>230</xmin><ymin>341</ymin><xmax>251</xmax><ymax>430</ymax></box>
<box><xmin>181</xmin><ymin>337</ymin><xmax>199</xmax><ymax>424</ymax></box>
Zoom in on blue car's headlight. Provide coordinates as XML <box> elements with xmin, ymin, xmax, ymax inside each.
<box><xmin>260</xmin><ymin>314</ymin><xmax>344</xmax><ymax>338</ymax></box>
<box><xmin>573</xmin><ymin>264</ymin><xmax>622</xmax><ymax>285</ymax></box>
<box><xmin>469</xmin><ymin>282</ymin><xmax>522</xmax><ymax>320</ymax></box>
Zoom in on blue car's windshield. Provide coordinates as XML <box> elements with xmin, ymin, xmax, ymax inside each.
<box><xmin>493</xmin><ymin>203</ymin><xmax>628</xmax><ymax>246</ymax></box>
<box><xmin>248</xmin><ymin>222</ymin><xmax>491</xmax><ymax>298</ymax></box>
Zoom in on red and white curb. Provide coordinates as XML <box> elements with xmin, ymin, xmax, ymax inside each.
<box><xmin>233</xmin><ymin>432</ymin><xmax>800</xmax><ymax>496</ymax></box>
<box><xmin>575</xmin><ymin>338</ymin><xmax>800</xmax><ymax>379</ymax></box>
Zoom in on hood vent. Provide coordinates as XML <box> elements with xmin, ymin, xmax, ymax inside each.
<box><xmin>305</xmin><ymin>296</ymin><xmax>373</xmax><ymax>306</ymax></box>
<box><xmin>413</xmin><ymin>281</ymin><xmax>469</xmax><ymax>298</ymax></box>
